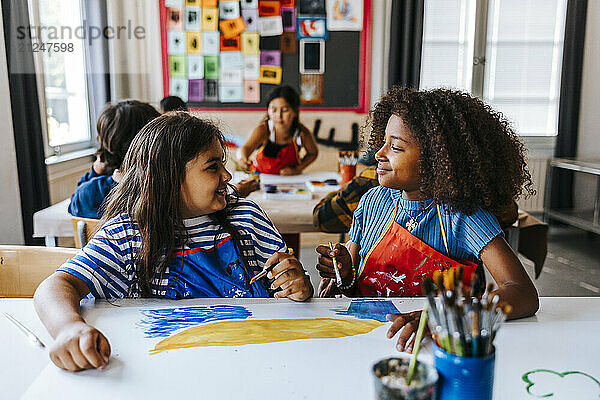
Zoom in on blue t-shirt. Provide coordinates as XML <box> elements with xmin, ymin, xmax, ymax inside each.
<box><xmin>348</xmin><ymin>186</ymin><xmax>502</xmax><ymax>276</ymax></box>
<box><xmin>68</xmin><ymin>167</ymin><xmax>117</xmax><ymax>219</ymax></box>
<box><xmin>58</xmin><ymin>198</ymin><xmax>287</xmax><ymax>299</ymax></box>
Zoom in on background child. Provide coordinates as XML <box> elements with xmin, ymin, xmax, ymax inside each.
<box><xmin>238</xmin><ymin>85</ymin><xmax>319</xmax><ymax>175</ymax></box>
<box><xmin>68</xmin><ymin>100</ymin><xmax>160</xmax><ymax>218</ymax></box>
<box><xmin>316</xmin><ymin>87</ymin><xmax>539</xmax><ymax>352</ymax></box>
<box><xmin>35</xmin><ymin>113</ymin><xmax>313</xmax><ymax>372</ymax></box>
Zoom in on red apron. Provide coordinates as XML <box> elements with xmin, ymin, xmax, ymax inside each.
<box><xmin>356</xmin><ymin>202</ymin><xmax>478</xmax><ymax>297</ymax></box>
<box><xmin>252</xmin><ymin>140</ymin><xmax>299</xmax><ymax>175</ymax></box>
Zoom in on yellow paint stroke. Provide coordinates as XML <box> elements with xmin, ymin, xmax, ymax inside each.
<box><xmin>150</xmin><ymin>318</ymin><xmax>384</xmax><ymax>354</ymax></box>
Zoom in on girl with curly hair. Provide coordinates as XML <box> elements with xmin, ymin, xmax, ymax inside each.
<box><xmin>316</xmin><ymin>87</ymin><xmax>538</xmax><ymax>352</ymax></box>
<box><xmin>35</xmin><ymin>113</ymin><xmax>313</xmax><ymax>372</ymax></box>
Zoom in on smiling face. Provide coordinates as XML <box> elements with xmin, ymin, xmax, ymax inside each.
<box><xmin>180</xmin><ymin>138</ymin><xmax>232</xmax><ymax>218</ymax></box>
<box><xmin>268</xmin><ymin>97</ymin><xmax>297</xmax><ymax>133</ymax></box>
<box><xmin>375</xmin><ymin>115</ymin><xmax>422</xmax><ymax>198</ymax></box>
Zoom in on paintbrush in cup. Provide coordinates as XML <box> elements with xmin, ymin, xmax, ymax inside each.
<box><xmin>406</xmin><ymin>303</ymin><xmax>429</xmax><ymax>386</ymax></box>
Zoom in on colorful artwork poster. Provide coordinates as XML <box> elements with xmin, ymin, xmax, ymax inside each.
<box><xmin>167</xmin><ymin>7</ymin><xmax>184</xmax><ymax>31</ymax></box>
<box><xmin>241</xmin><ymin>8</ymin><xmax>259</xmax><ymax>32</ymax></box>
<box><xmin>300</xmin><ymin>73</ymin><xmax>323</xmax><ymax>104</ymax></box>
<box><xmin>188</xmin><ymin>79</ymin><xmax>204</xmax><ymax>102</ymax></box>
<box><xmin>326</xmin><ymin>0</ymin><xmax>363</xmax><ymax>31</ymax></box>
<box><xmin>281</xmin><ymin>7</ymin><xmax>296</xmax><ymax>32</ymax></box>
<box><xmin>298</xmin><ymin>0</ymin><xmax>326</xmax><ymax>15</ymax></box>
<box><xmin>297</xmin><ymin>17</ymin><xmax>328</xmax><ymax>40</ymax></box>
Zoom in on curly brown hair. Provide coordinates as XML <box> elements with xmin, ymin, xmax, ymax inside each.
<box><xmin>367</xmin><ymin>87</ymin><xmax>534</xmax><ymax>215</ymax></box>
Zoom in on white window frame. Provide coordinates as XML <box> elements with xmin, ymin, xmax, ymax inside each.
<box><xmin>28</xmin><ymin>0</ymin><xmax>95</xmax><ymax>160</ymax></box>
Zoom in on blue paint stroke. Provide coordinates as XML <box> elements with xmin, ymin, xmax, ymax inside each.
<box><xmin>138</xmin><ymin>305</ymin><xmax>252</xmax><ymax>338</ymax></box>
<box><xmin>331</xmin><ymin>299</ymin><xmax>400</xmax><ymax>322</ymax></box>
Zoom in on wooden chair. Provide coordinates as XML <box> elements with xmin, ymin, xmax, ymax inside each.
<box><xmin>71</xmin><ymin>216</ymin><xmax>101</xmax><ymax>248</ymax></box>
<box><xmin>0</xmin><ymin>245</ymin><xmax>78</xmax><ymax>297</ymax></box>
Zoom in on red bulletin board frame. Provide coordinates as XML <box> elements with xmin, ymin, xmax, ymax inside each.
<box><xmin>160</xmin><ymin>0</ymin><xmax>372</xmax><ymax>113</ymax></box>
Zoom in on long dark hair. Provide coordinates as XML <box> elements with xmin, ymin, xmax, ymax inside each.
<box><xmin>264</xmin><ymin>85</ymin><xmax>301</xmax><ymax>135</ymax></box>
<box><xmin>367</xmin><ymin>87</ymin><xmax>534</xmax><ymax>215</ymax></box>
<box><xmin>96</xmin><ymin>99</ymin><xmax>160</xmax><ymax>174</ymax></box>
<box><xmin>101</xmin><ymin>112</ymin><xmax>248</xmax><ymax>297</ymax></box>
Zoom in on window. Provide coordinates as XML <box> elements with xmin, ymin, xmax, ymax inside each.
<box><xmin>420</xmin><ymin>0</ymin><xmax>567</xmax><ymax>137</ymax></box>
<box><xmin>29</xmin><ymin>0</ymin><xmax>93</xmax><ymax>157</ymax></box>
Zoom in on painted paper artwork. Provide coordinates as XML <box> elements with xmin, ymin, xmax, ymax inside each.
<box><xmin>326</xmin><ymin>0</ymin><xmax>363</xmax><ymax>31</ymax></box>
<box><xmin>297</xmin><ymin>17</ymin><xmax>328</xmax><ymax>40</ymax></box>
<box><xmin>300</xmin><ymin>73</ymin><xmax>323</xmax><ymax>104</ymax></box>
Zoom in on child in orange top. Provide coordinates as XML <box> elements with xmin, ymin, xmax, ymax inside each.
<box><xmin>316</xmin><ymin>87</ymin><xmax>539</xmax><ymax>352</ymax></box>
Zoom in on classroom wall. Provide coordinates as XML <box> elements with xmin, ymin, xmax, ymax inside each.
<box><xmin>0</xmin><ymin>4</ymin><xmax>25</xmax><ymax>244</ymax></box>
<box><xmin>574</xmin><ymin>0</ymin><xmax>600</xmax><ymax>210</ymax></box>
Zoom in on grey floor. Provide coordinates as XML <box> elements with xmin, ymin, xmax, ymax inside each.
<box><xmin>298</xmin><ymin>226</ymin><xmax>600</xmax><ymax>297</ymax></box>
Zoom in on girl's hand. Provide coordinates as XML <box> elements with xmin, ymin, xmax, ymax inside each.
<box><xmin>315</xmin><ymin>244</ymin><xmax>353</xmax><ymax>283</ymax></box>
<box><xmin>280</xmin><ymin>166</ymin><xmax>302</xmax><ymax>175</ymax></box>
<box><xmin>93</xmin><ymin>156</ymin><xmax>109</xmax><ymax>175</ymax></box>
<box><xmin>49</xmin><ymin>321</ymin><xmax>111</xmax><ymax>372</ymax></box>
<box><xmin>265</xmin><ymin>252</ymin><xmax>313</xmax><ymax>301</ymax></box>
<box><xmin>386</xmin><ymin>311</ymin><xmax>431</xmax><ymax>353</ymax></box>
<box><xmin>239</xmin><ymin>156</ymin><xmax>252</xmax><ymax>172</ymax></box>
<box><xmin>235</xmin><ymin>179</ymin><xmax>259</xmax><ymax>197</ymax></box>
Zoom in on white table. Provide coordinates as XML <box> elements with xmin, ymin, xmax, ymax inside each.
<box><xmin>2</xmin><ymin>297</ymin><xmax>599</xmax><ymax>399</ymax></box>
<box><xmin>32</xmin><ymin>172</ymin><xmax>341</xmax><ymax>246</ymax></box>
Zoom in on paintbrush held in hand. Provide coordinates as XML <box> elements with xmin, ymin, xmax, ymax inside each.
<box><xmin>422</xmin><ymin>268</ymin><xmax>511</xmax><ymax>358</ymax></box>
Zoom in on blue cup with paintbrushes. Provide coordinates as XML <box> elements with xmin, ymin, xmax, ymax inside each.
<box><xmin>422</xmin><ymin>269</ymin><xmax>510</xmax><ymax>400</ymax></box>
<box><xmin>433</xmin><ymin>343</ymin><xmax>495</xmax><ymax>400</ymax></box>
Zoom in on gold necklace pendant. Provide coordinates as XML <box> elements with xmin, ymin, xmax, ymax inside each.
<box><xmin>405</xmin><ymin>219</ymin><xmax>418</xmax><ymax>232</ymax></box>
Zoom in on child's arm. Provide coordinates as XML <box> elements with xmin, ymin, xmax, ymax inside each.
<box><xmin>280</xmin><ymin>126</ymin><xmax>319</xmax><ymax>175</ymax></box>
<box><xmin>239</xmin><ymin>124</ymin><xmax>268</xmax><ymax>171</ymax></box>
<box><xmin>34</xmin><ymin>272</ymin><xmax>111</xmax><ymax>372</ymax></box>
<box><xmin>481</xmin><ymin>235</ymin><xmax>539</xmax><ymax>320</ymax></box>
<box><xmin>264</xmin><ymin>252</ymin><xmax>314</xmax><ymax>301</ymax></box>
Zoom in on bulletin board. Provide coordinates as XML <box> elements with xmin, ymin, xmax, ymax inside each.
<box><xmin>160</xmin><ymin>0</ymin><xmax>372</xmax><ymax>113</ymax></box>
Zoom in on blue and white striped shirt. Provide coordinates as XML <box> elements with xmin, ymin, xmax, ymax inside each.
<box><xmin>58</xmin><ymin>198</ymin><xmax>287</xmax><ymax>299</ymax></box>
<box><xmin>348</xmin><ymin>186</ymin><xmax>502</xmax><ymax>273</ymax></box>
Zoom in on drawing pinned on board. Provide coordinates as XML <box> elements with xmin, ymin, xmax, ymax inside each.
<box><xmin>204</xmin><ymin>79</ymin><xmax>219</xmax><ymax>102</ymax></box>
<box><xmin>258</xmin><ymin>0</ymin><xmax>281</xmax><ymax>17</ymax></box>
<box><xmin>202</xmin><ymin>8</ymin><xmax>219</xmax><ymax>31</ymax></box>
<box><xmin>186</xmin><ymin>31</ymin><xmax>202</xmax><ymax>54</ymax></box>
<box><xmin>299</xmin><ymin>39</ymin><xmax>325</xmax><ymax>74</ymax></box>
<box><xmin>300</xmin><ymin>73</ymin><xmax>323</xmax><ymax>104</ymax></box>
<box><xmin>260</xmin><ymin>50</ymin><xmax>281</xmax><ymax>67</ymax></box>
<box><xmin>281</xmin><ymin>7</ymin><xmax>296</xmax><ymax>32</ymax></box>
<box><xmin>167</xmin><ymin>7</ymin><xmax>184</xmax><ymax>31</ymax></box>
<box><xmin>241</xmin><ymin>0</ymin><xmax>258</xmax><ymax>9</ymax></box>
<box><xmin>297</xmin><ymin>17</ymin><xmax>328</xmax><ymax>40</ymax></box>
<box><xmin>170</xmin><ymin>78</ymin><xmax>189</xmax><ymax>102</ymax></box>
<box><xmin>187</xmin><ymin>55</ymin><xmax>204</xmax><ymax>79</ymax></box>
<box><xmin>219</xmin><ymin>1</ymin><xmax>240</xmax><ymax>20</ymax></box>
<box><xmin>185</xmin><ymin>6</ymin><xmax>202</xmax><ymax>31</ymax></box>
<box><xmin>259</xmin><ymin>16</ymin><xmax>284</xmax><ymax>36</ymax></box>
<box><xmin>522</xmin><ymin>369</ymin><xmax>600</xmax><ymax>399</ymax></box>
<box><xmin>188</xmin><ymin>79</ymin><xmax>204</xmax><ymax>102</ymax></box>
<box><xmin>167</xmin><ymin>31</ymin><xmax>186</xmax><ymax>55</ymax></box>
<box><xmin>165</xmin><ymin>0</ymin><xmax>184</xmax><ymax>7</ymax></box>
<box><xmin>241</xmin><ymin>32</ymin><xmax>260</xmax><ymax>55</ymax></box>
<box><xmin>220</xmin><ymin>69</ymin><xmax>243</xmax><ymax>84</ymax></box>
<box><xmin>244</xmin><ymin>55</ymin><xmax>260</xmax><ymax>80</ymax></box>
<box><xmin>243</xmin><ymin>80</ymin><xmax>260</xmax><ymax>103</ymax></box>
<box><xmin>185</xmin><ymin>0</ymin><xmax>200</xmax><ymax>5</ymax></box>
<box><xmin>220</xmin><ymin>84</ymin><xmax>244</xmax><ymax>102</ymax></box>
<box><xmin>202</xmin><ymin>31</ymin><xmax>220</xmax><ymax>55</ymax></box>
<box><xmin>169</xmin><ymin>55</ymin><xmax>186</xmax><ymax>77</ymax></box>
<box><xmin>299</xmin><ymin>0</ymin><xmax>326</xmax><ymax>15</ymax></box>
<box><xmin>220</xmin><ymin>17</ymin><xmax>246</xmax><ymax>39</ymax></box>
<box><xmin>204</xmin><ymin>55</ymin><xmax>219</xmax><ymax>79</ymax></box>
<box><xmin>220</xmin><ymin>35</ymin><xmax>242</xmax><ymax>52</ymax></box>
<box><xmin>259</xmin><ymin>65</ymin><xmax>282</xmax><ymax>85</ymax></box>
<box><xmin>281</xmin><ymin>0</ymin><xmax>296</xmax><ymax>7</ymax></box>
<box><xmin>241</xmin><ymin>8</ymin><xmax>259</xmax><ymax>32</ymax></box>
<box><xmin>326</xmin><ymin>0</ymin><xmax>363</xmax><ymax>31</ymax></box>
<box><xmin>220</xmin><ymin>51</ymin><xmax>244</xmax><ymax>70</ymax></box>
